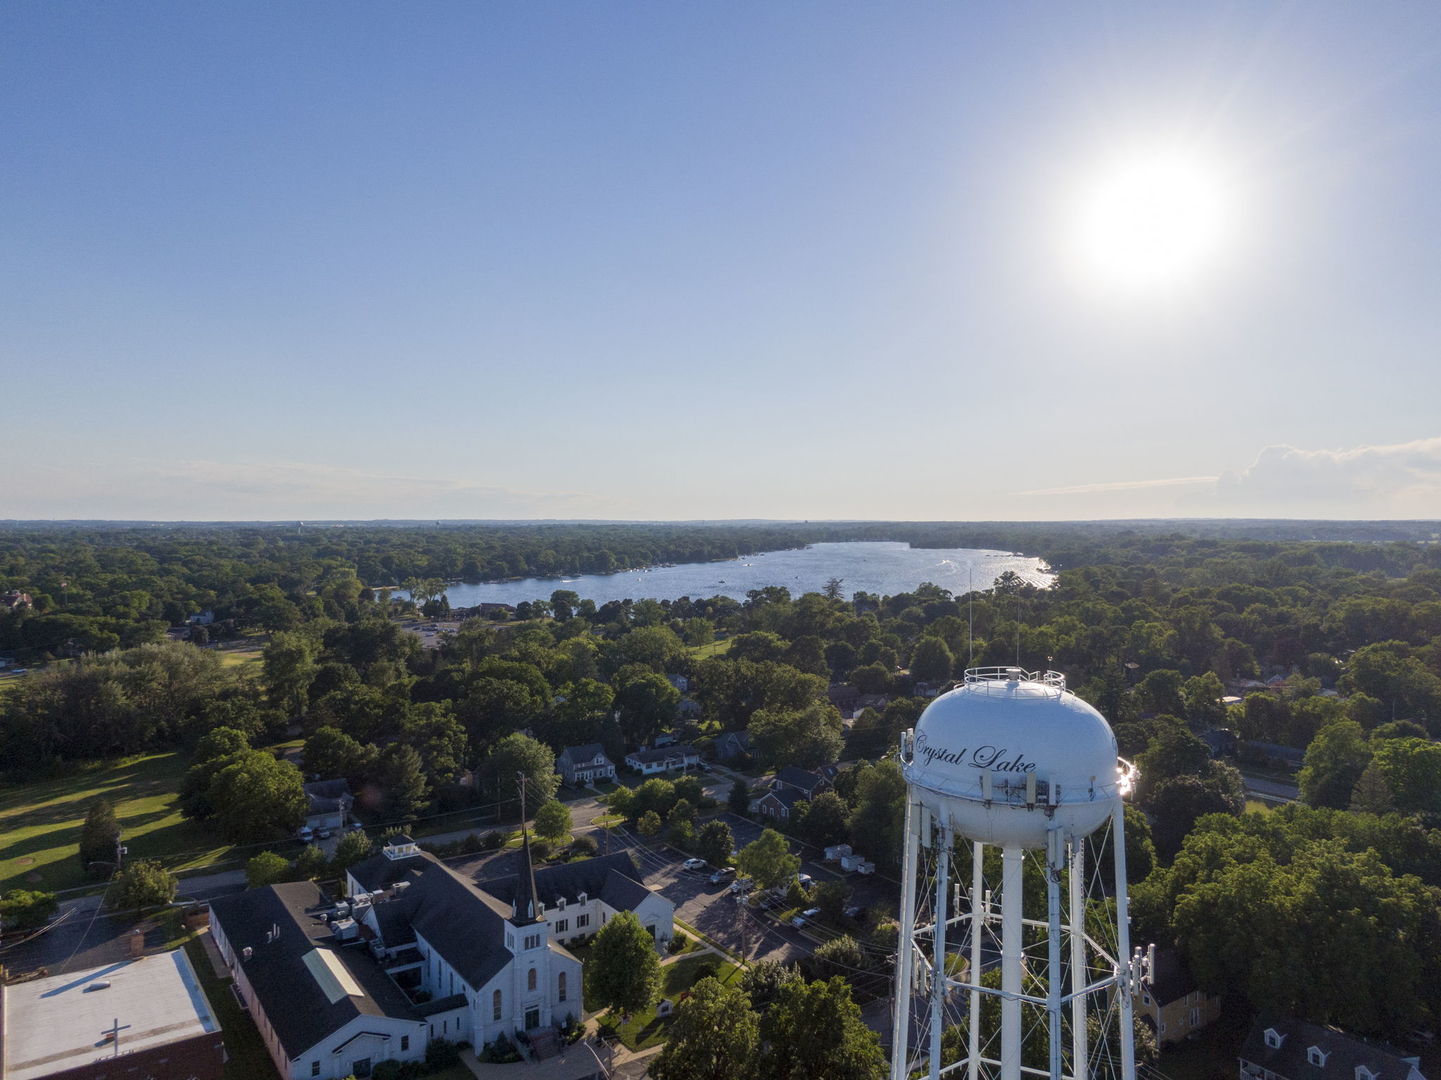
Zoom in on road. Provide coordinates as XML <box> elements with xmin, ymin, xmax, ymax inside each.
<box><xmin>1240</xmin><ymin>771</ymin><xmax>1299</xmax><ymax>803</ymax></box>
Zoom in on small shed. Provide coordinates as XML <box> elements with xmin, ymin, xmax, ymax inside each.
<box><xmin>825</xmin><ymin>844</ymin><xmax>853</xmax><ymax>862</ymax></box>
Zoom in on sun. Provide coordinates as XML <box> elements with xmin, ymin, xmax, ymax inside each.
<box><xmin>1067</xmin><ymin>146</ymin><xmax>1234</xmax><ymax>298</ymax></box>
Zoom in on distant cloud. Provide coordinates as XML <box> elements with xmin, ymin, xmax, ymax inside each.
<box><xmin>1216</xmin><ymin>438</ymin><xmax>1441</xmax><ymax>515</ymax></box>
<box><xmin>1014</xmin><ymin>437</ymin><xmax>1441</xmax><ymax>518</ymax></box>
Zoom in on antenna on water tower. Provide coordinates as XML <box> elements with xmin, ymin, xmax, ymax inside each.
<box><xmin>890</xmin><ymin>666</ymin><xmax>1139</xmax><ymax>1080</ymax></box>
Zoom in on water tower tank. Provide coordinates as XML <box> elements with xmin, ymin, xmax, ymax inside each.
<box><xmin>902</xmin><ymin>668</ymin><xmax>1126</xmax><ymax>849</ymax></box>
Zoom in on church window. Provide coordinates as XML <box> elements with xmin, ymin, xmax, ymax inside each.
<box><xmin>493</xmin><ymin>989</ymin><xmax>503</xmax><ymax>1021</ymax></box>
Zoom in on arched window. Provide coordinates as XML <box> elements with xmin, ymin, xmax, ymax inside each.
<box><xmin>492</xmin><ymin>989</ymin><xmax>502</xmax><ymax>1021</ymax></box>
<box><xmin>527</xmin><ymin>967</ymin><xmax>537</xmax><ymax>992</ymax></box>
<box><xmin>558</xmin><ymin>971</ymin><xmax>567</xmax><ymax>1002</ymax></box>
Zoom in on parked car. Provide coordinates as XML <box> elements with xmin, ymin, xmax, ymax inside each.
<box><xmin>296</xmin><ymin>826</ymin><xmax>315</xmax><ymax>842</ymax></box>
<box><xmin>796</xmin><ymin>872</ymin><xmax>814</xmax><ymax>888</ymax></box>
<box><xmin>349</xmin><ymin>822</ymin><xmax>365</xmax><ymax>832</ymax></box>
<box><xmin>843</xmin><ymin>904</ymin><xmax>866</xmax><ymax>920</ymax></box>
<box><xmin>710</xmin><ymin>866</ymin><xmax>737</xmax><ymax>885</ymax></box>
<box><xmin>315</xmin><ymin>826</ymin><xmax>333</xmax><ymax>840</ymax></box>
<box><xmin>791</xmin><ymin>907</ymin><xmax>822</xmax><ymax>928</ymax></box>
<box><xmin>729</xmin><ymin>877</ymin><xmax>754</xmax><ymax>894</ymax></box>
<box><xmin>682</xmin><ymin>858</ymin><xmax>707</xmax><ymax>872</ymax></box>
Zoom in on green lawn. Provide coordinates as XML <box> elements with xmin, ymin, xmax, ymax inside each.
<box><xmin>184</xmin><ymin>937</ymin><xmax>283</xmax><ymax>1080</ymax></box>
<box><xmin>0</xmin><ymin>751</ymin><xmax>233</xmax><ymax>894</ymax></box>
<box><xmin>606</xmin><ymin>954</ymin><xmax>743</xmax><ymax>1050</ymax></box>
<box><xmin>687</xmin><ymin>639</ymin><xmax>732</xmax><ymax>659</ymax></box>
<box><xmin>217</xmin><ymin>648</ymin><xmax>265</xmax><ymax>670</ymax></box>
<box><xmin>1244</xmin><ymin>798</ymin><xmax>1275</xmax><ymax>815</ymax></box>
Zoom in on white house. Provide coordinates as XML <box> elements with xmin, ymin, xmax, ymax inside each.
<box><xmin>624</xmin><ymin>744</ymin><xmax>702</xmax><ymax>776</ymax></box>
<box><xmin>1238</xmin><ymin>1018</ymin><xmax>1428</xmax><ymax>1080</ymax></box>
<box><xmin>210</xmin><ymin>833</ymin><xmax>670</xmax><ymax>1079</ymax></box>
<box><xmin>555</xmin><ymin>744</ymin><xmax>617</xmax><ymax>787</ymax></box>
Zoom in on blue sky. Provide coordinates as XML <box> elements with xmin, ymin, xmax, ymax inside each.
<box><xmin>4</xmin><ymin>2</ymin><xmax>1441</xmax><ymax>520</ymax></box>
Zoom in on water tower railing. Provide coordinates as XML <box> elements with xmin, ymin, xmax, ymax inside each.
<box><xmin>961</xmin><ymin>666</ymin><xmax>1066</xmax><ymax>689</ymax></box>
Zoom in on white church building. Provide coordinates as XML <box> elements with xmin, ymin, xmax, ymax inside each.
<box><xmin>209</xmin><ymin>833</ymin><xmax>672</xmax><ymax>1080</ymax></box>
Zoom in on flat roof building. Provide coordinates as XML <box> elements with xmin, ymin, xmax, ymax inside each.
<box><xmin>0</xmin><ymin>950</ymin><xmax>223</xmax><ymax>1080</ymax></box>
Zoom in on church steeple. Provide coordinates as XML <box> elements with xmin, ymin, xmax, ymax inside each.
<box><xmin>511</xmin><ymin>773</ymin><xmax>542</xmax><ymax>925</ymax></box>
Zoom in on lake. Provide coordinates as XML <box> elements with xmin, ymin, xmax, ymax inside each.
<box><xmin>425</xmin><ymin>541</ymin><xmax>1052</xmax><ymax>607</ymax></box>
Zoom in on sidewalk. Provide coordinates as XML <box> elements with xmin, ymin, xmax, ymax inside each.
<box><xmin>460</xmin><ymin>1040</ymin><xmax>660</xmax><ymax>1080</ymax></box>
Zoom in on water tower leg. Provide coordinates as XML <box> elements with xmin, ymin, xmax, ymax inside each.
<box><xmin>1046</xmin><ymin>829</ymin><xmax>1063</xmax><ymax>1080</ymax></box>
<box><xmin>891</xmin><ymin>795</ymin><xmax>921</xmax><ymax>1080</ymax></box>
<box><xmin>1068</xmin><ymin>835</ymin><xmax>1088</xmax><ymax>1079</ymax></box>
<box><xmin>929</xmin><ymin>825</ymin><xmax>952</xmax><ymax>1079</ymax></box>
<box><xmin>1000</xmin><ymin>846</ymin><xmax>1024</xmax><ymax>1080</ymax></box>
<box><xmin>1111</xmin><ymin>800</ymin><xmax>1136</xmax><ymax>1080</ymax></box>
<box><xmin>968</xmin><ymin>840</ymin><xmax>984</xmax><ymax>1080</ymax></box>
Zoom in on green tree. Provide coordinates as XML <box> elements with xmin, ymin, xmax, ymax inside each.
<box><xmin>1348</xmin><ymin>763</ymin><xmax>1396</xmax><ymax>815</ymax></box>
<box><xmin>614</xmin><ymin>672</ymin><xmax>681</xmax><ymax>748</ymax></box>
<box><xmin>847</xmin><ymin>760</ymin><xmax>907</xmax><ymax>868</ymax></box>
<box><xmin>649</xmin><ymin>977</ymin><xmax>760</xmax><ymax>1080</ymax></box>
<box><xmin>740</xmin><ymin>959</ymin><xmax>802</xmax><ymax>1010</ymax></box>
<box><xmin>810</xmin><ymin>934</ymin><xmax>868</xmax><ymax>979</ymax></box>
<box><xmin>376</xmin><ymin>743</ymin><xmax>430</xmax><ymax>820</ymax></box>
<box><xmin>78</xmin><ymin>798</ymin><xmax>121</xmax><ymax>876</ymax></box>
<box><xmin>263</xmin><ymin>630</ymin><xmax>319</xmax><ymax>718</ymax></box>
<box><xmin>533</xmin><ymin>799</ymin><xmax>571</xmax><ymax>844</ymax></box>
<box><xmin>1180</xmin><ymin>672</ymin><xmax>1227</xmax><ymax>728</ymax></box>
<box><xmin>587</xmin><ymin>911</ymin><xmax>662</xmax><ymax>1017</ymax></box>
<box><xmin>736</xmin><ymin>828</ymin><xmax>800</xmax><ymax>891</ymax></box>
<box><xmin>795</xmin><ymin>790</ymin><xmax>850</xmax><ymax>847</ymax></box>
<box><xmin>1148</xmin><ymin>772</ymin><xmax>1244</xmax><ymax>861</ymax></box>
<box><xmin>637</xmin><ymin>810</ymin><xmax>662</xmax><ymax>837</ymax></box>
<box><xmin>109</xmin><ymin>859</ymin><xmax>177</xmax><ymax>910</ymax></box>
<box><xmin>178</xmin><ymin>725</ymin><xmax>252</xmax><ymax>820</ymax></box>
<box><xmin>1366</xmin><ymin>737</ymin><xmax>1441</xmax><ymax>818</ymax></box>
<box><xmin>760</xmin><ymin>976</ymin><xmax>886</xmax><ymax>1080</ymax></box>
<box><xmin>697</xmin><ymin>820</ymin><xmax>735</xmax><ymax>868</ymax></box>
<box><xmin>303</xmin><ymin>727</ymin><xmax>376</xmax><ymax>786</ymax></box>
<box><xmin>728</xmin><ymin>778</ymin><xmax>752</xmax><ymax>814</ymax></box>
<box><xmin>208</xmin><ymin>750</ymin><xmax>308</xmax><ymax>844</ymax></box>
<box><xmin>0</xmin><ymin>889</ymin><xmax>58</xmax><ymax>930</ymax></box>
<box><xmin>397</xmin><ymin>702</ymin><xmax>469</xmax><ymax>787</ymax></box>
<box><xmin>246</xmin><ymin>851</ymin><xmax>291</xmax><ymax>888</ymax></box>
<box><xmin>291</xmin><ymin>843</ymin><xmax>329</xmax><ymax>880</ymax></box>
<box><xmin>910</xmin><ymin>636</ymin><xmax>955</xmax><ymax>683</ymax></box>
<box><xmin>747</xmin><ymin>702</ymin><xmax>844</xmax><ymax>770</ymax></box>
<box><xmin>1299</xmin><ymin>720</ymin><xmax>1372</xmax><ymax>809</ymax></box>
<box><xmin>331</xmin><ymin>829</ymin><xmax>374</xmax><ymax>871</ymax></box>
<box><xmin>476</xmin><ymin>733</ymin><xmax>558</xmax><ymax>814</ymax></box>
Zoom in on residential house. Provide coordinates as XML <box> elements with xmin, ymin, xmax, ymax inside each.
<box><xmin>624</xmin><ymin>745</ymin><xmax>702</xmax><ymax>776</ymax></box>
<box><xmin>0</xmin><ymin>590</ymin><xmax>33</xmax><ymax>611</ymax></box>
<box><xmin>665</xmin><ymin>674</ymin><xmax>690</xmax><ymax>694</ymax></box>
<box><xmin>555</xmin><ymin>744</ymin><xmax>617</xmax><ymax>787</ymax></box>
<box><xmin>773</xmin><ymin>766</ymin><xmax>831</xmax><ymax>800</ymax></box>
<box><xmin>713</xmin><ymin>731</ymin><xmax>752</xmax><ymax>763</ymax></box>
<box><xmin>1132</xmin><ymin>946</ymin><xmax>1222</xmax><ymax>1045</ymax></box>
<box><xmin>754</xmin><ymin>785</ymin><xmax>808</xmax><ymax>822</ymax></box>
<box><xmin>1239</xmin><ymin>1017</ymin><xmax>1427</xmax><ymax>1080</ymax></box>
<box><xmin>210</xmin><ymin>833</ymin><xmax>670</xmax><ymax>1080</ymax></box>
<box><xmin>304</xmin><ymin>778</ymin><xmax>354</xmax><ymax>832</ymax></box>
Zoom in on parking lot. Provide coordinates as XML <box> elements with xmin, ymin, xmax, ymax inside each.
<box><xmin>450</xmin><ymin>809</ymin><xmax>900</xmax><ymax>974</ymax></box>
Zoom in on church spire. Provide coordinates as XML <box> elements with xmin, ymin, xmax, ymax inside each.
<box><xmin>512</xmin><ymin>772</ymin><xmax>541</xmax><ymax>924</ymax></box>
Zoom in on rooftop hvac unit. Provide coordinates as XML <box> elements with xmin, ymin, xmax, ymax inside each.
<box><xmin>331</xmin><ymin>918</ymin><xmax>359</xmax><ymax>942</ymax></box>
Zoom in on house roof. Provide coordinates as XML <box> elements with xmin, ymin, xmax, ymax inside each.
<box><xmin>557</xmin><ymin>744</ymin><xmax>610</xmax><ymax>767</ymax></box>
<box><xmin>1240</xmin><ymin>1016</ymin><xmax>1425</xmax><ymax>1080</ymax></box>
<box><xmin>482</xmin><ymin>852</ymin><xmax>655</xmax><ymax>915</ymax></box>
<box><xmin>715</xmin><ymin>731</ymin><xmax>751</xmax><ymax>752</ymax></box>
<box><xmin>346</xmin><ymin>849</ymin><xmax>517</xmax><ymax>990</ymax></box>
<box><xmin>625</xmin><ymin>744</ymin><xmax>699</xmax><ymax>765</ymax></box>
<box><xmin>304</xmin><ymin>778</ymin><xmax>353</xmax><ymax>814</ymax></box>
<box><xmin>758</xmin><ymin>787</ymin><xmax>807</xmax><ymax>811</ymax></box>
<box><xmin>1142</xmin><ymin>947</ymin><xmax>1198</xmax><ymax>1005</ymax></box>
<box><xmin>774</xmin><ymin>766</ymin><xmax>827</xmax><ymax>794</ymax></box>
<box><xmin>209</xmin><ymin>881</ymin><xmax>419</xmax><ymax>1061</ymax></box>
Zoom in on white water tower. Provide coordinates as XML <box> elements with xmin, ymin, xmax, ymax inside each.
<box><xmin>890</xmin><ymin>668</ymin><xmax>1139</xmax><ymax>1080</ymax></box>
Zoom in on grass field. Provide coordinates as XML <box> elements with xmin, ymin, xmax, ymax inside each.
<box><xmin>184</xmin><ymin>936</ymin><xmax>282</xmax><ymax>1080</ymax></box>
<box><xmin>0</xmin><ymin>751</ymin><xmax>233</xmax><ymax>894</ymax></box>
<box><xmin>687</xmin><ymin>639</ymin><xmax>732</xmax><ymax>659</ymax></box>
<box><xmin>217</xmin><ymin>648</ymin><xmax>264</xmax><ymax>670</ymax></box>
<box><xmin>1244</xmin><ymin>798</ymin><xmax>1276</xmax><ymax>815</ymax></box>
